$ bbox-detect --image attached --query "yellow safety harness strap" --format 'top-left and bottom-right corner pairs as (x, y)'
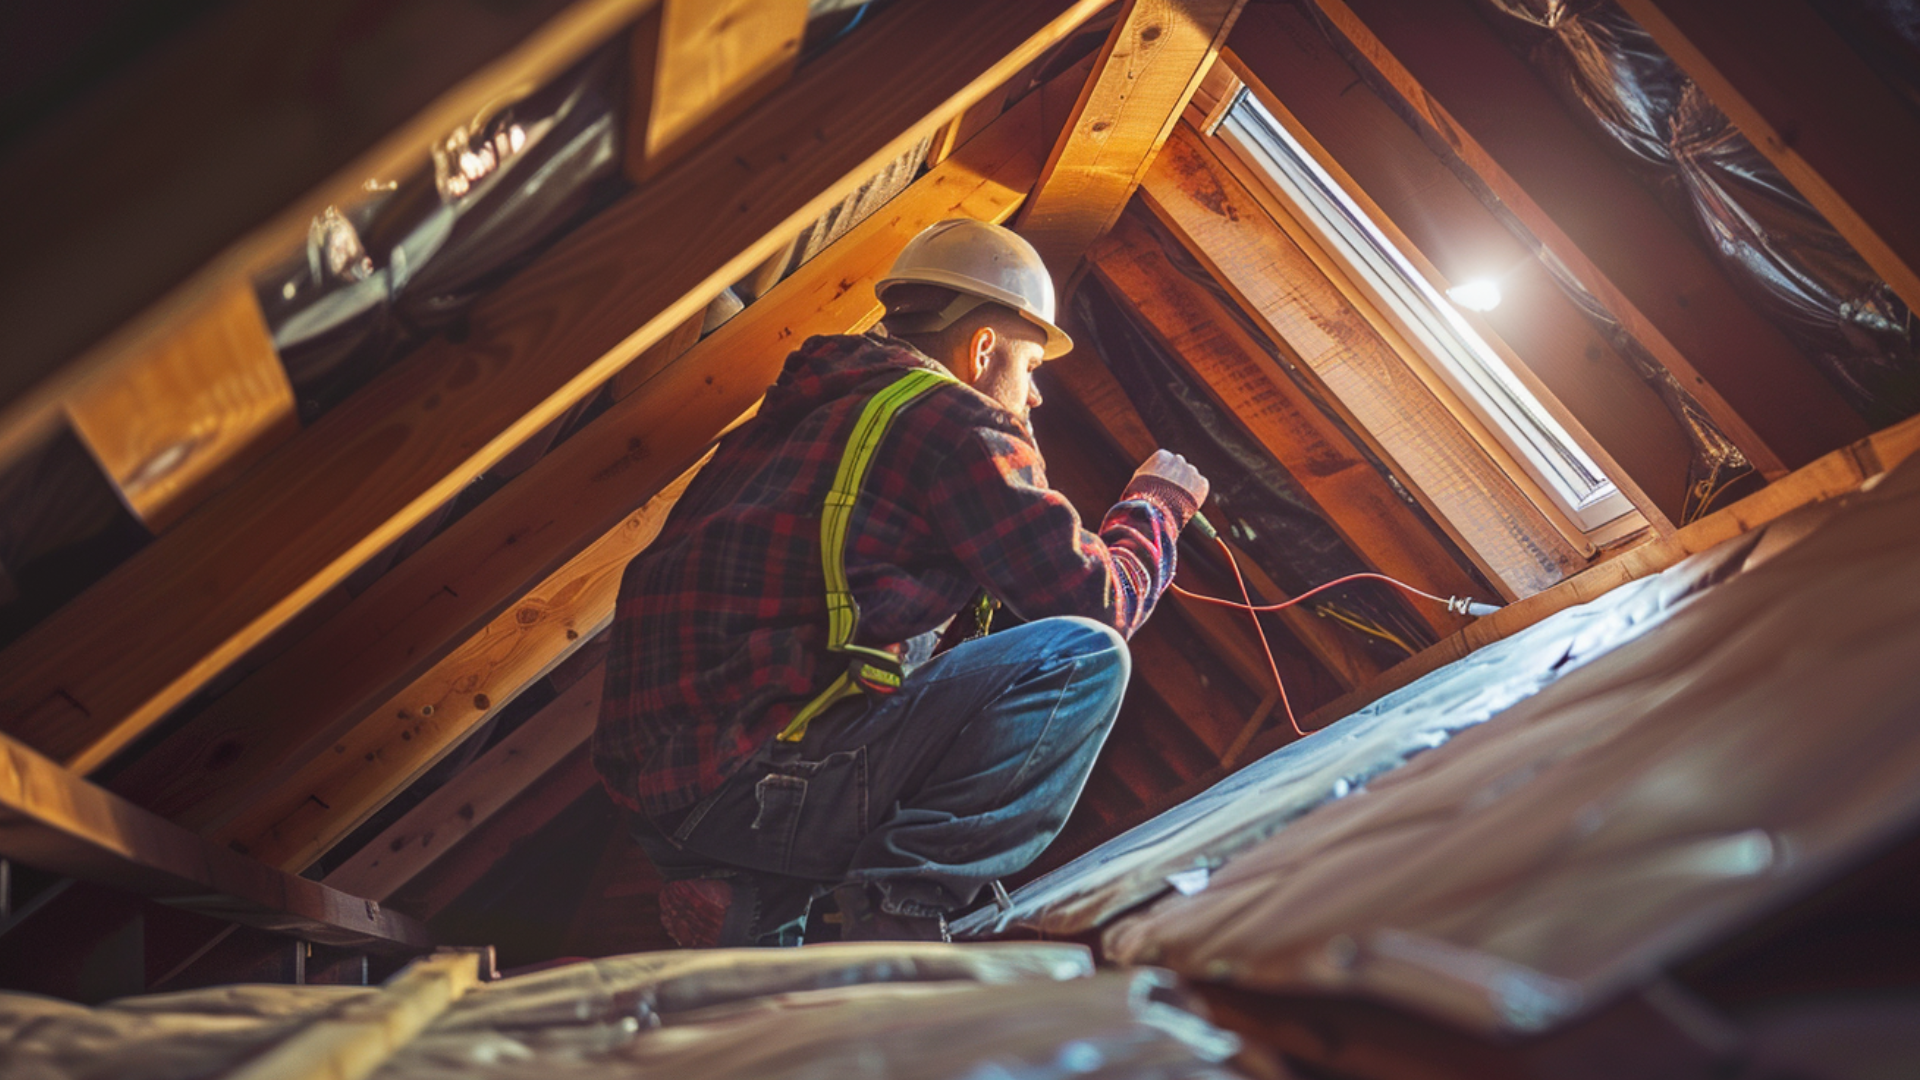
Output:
(780, 368), (955, 742)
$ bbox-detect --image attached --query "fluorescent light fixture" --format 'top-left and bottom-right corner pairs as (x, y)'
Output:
(1446, 279), (1503, 313)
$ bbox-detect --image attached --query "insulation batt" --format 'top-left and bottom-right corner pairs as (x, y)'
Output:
(0, 943), (1253, 1080)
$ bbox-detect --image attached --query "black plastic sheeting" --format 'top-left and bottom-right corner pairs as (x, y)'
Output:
(1480, 0), (1920, 430)
(254, 40), (630, 423)
(1072, 227), (1498, 662)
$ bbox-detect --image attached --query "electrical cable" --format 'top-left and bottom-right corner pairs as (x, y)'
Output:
(1176, 511), (1500, 737)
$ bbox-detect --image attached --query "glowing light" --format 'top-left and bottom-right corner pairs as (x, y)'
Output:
(508, 124), (526, 153)
(1446, 278), (1503, 312)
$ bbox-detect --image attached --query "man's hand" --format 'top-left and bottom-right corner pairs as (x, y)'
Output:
(1132, 449), (1210, 507)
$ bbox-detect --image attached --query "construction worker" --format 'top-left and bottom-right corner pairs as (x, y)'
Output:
(592, 219), (1209, 946)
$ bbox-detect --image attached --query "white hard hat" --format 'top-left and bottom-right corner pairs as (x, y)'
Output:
(876, 219), (1073, 359)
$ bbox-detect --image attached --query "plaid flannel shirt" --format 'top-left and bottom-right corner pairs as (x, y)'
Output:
(593, 333), (1195, 817)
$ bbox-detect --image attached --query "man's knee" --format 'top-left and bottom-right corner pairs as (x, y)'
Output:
(1043, 616), (1130, 682)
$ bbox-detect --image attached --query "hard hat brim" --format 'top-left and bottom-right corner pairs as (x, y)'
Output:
(877, 268), (1075, 359)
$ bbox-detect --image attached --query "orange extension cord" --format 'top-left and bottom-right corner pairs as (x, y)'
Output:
(1172, 531), (1476, 739)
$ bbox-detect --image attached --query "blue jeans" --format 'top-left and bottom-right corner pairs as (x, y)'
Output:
(632, 616), (1129, 924)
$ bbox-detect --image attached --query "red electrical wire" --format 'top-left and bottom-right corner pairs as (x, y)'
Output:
(1174, 535), (1457, 738)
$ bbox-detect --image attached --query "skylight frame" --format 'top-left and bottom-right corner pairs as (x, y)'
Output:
(1213, 89), (1636, 533)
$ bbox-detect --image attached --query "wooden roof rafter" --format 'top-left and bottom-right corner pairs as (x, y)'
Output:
(0, 0), (1114, 777)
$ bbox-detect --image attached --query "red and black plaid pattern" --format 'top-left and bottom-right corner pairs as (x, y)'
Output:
(593, 334), (1195, 817)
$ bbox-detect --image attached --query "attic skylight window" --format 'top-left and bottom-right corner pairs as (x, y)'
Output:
(1214, 90), (1633, 533)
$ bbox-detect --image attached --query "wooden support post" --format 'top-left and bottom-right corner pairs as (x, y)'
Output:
(1089, 210), (1476, 639)
(625, 0), (811, 181)
(0, 730), (430, 951)
(323, 662), (606, 902)
(1142, 124), (1584, 597)
(1224, 5), (1694, 527)
(1019, 0), (1249, 277)
(64, 284), (297, 532)
(225, 950), (488, 1080)
(0, 0), (1110, 774)
(1307, 0), (1866, 473)
(1614, 0), (1920, 319)
(107, 75), (1056, 836)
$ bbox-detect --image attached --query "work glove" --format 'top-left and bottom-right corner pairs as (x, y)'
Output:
(1131, 449), (1210, 508)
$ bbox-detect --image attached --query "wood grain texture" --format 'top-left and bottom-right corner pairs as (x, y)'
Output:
(626, 0), (810, 181)
(1615, 0), (1920, 317)
(212, 466), (699, 871)
(0, 731), (428, 951)
(1226, 5), (1691, 527)
(1019, 0), (1248, 276)
(1143, 124), (1583, 597)
(1091, 210), (1476, 638)
(65, 283), (297, 531)
(0, 0), (1106, 774)
(322, 662), (605, 901)
(1311, 0), (1867, 473)
(107, 73), (1052, 836)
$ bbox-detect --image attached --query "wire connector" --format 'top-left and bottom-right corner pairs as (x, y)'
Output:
(1446, 595), (1502, 618)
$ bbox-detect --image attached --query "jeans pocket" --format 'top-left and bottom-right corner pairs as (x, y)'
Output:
(754, 745), (868, 878)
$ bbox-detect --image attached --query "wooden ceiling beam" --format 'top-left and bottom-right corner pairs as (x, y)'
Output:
(1018, 0), (1248, 277)
(1090, 209), (1476, 640)
(321, 661), (607, 902)
(208, 466), (702, 871)
(0, 730), (429, 952)
(0, 0), (668, 473)
(110, 75), (1054, 844)
(0, 0), (1110, 774)
(1614, 0), (1920, 319)
(1307, 0), (1866, 474)
(1225, 5), (1692, 528)
(626, 0), (811, 181)
(63, 284), (298, 532)
(1142, 123), (1584, 597)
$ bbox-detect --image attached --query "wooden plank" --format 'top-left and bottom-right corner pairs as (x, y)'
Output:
(1019, 0), (1248, 276)
(609, 309), (704, 401)
(1043, 349), (1386, 689)
(1615, 0), (1920, 317)
(323, 663), (605, 901)
(211, 466), (698, 871)
(1090, 210), (1476, 639)
(0, 730), (429, 951)
(0, 0), (666, 475)
(390, 747), (603, 922)
(1224, 6), (1693, 527)
(626, 0), (811, 181)
(107, 77), (1054, 832)
(0, 0), (1109, 774)
(1308, 0), (1867, 473)
(226, 951), (487, 1080)
(1142, 123), (1584, 597)
(64, 283), (297, 531)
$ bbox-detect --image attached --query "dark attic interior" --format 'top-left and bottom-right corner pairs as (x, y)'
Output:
(2, 0), (1919, 1076)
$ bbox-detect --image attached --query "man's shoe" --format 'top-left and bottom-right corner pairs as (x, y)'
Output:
(659, 875), (811, 948)
(831, 882), (950, 943)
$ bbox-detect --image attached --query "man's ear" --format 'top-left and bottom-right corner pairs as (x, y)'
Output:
(967, 325), (997, 382)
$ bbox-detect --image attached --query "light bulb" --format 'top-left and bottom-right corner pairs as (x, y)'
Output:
(1447, 279), (1503, 312)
